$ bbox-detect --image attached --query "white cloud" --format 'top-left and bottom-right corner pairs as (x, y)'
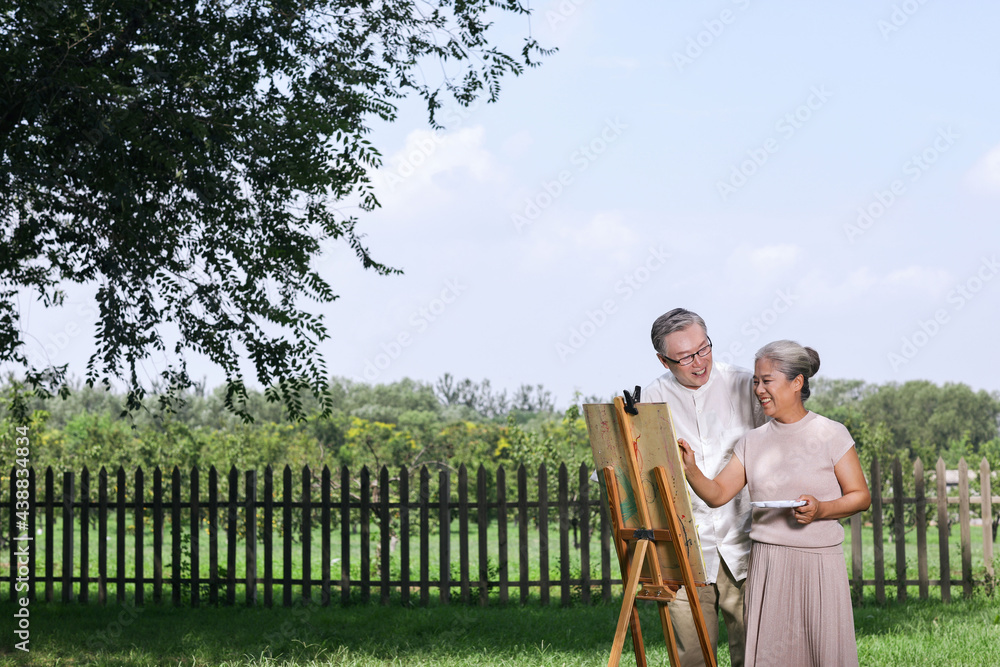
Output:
(965, 143), (1000, 194)
(371, 126), (502, 209)
(726, 243), (802, 284)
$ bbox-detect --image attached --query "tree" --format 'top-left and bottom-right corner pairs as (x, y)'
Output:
(1, 0), (549, 421)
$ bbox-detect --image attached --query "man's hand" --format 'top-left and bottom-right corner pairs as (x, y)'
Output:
(677, 438), (696, 474)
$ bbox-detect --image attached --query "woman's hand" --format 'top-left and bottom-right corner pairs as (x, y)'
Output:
(794, 494), (821, 524)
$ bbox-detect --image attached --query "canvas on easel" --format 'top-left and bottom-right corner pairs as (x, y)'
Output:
(585, 396), (714, 667)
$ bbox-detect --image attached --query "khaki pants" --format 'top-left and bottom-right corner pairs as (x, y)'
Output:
(667, 558), (745, 667)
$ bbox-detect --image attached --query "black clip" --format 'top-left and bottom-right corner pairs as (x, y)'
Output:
(633, 528), (654, 541)
(622, 385), (641, 415)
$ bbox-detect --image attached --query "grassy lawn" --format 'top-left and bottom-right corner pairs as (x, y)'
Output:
(1, 592), (999, 666)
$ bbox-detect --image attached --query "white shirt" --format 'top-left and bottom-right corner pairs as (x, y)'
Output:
(643, 361), (764, 583)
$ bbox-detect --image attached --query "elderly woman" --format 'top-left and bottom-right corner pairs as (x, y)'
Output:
(678, 340), (871, 667)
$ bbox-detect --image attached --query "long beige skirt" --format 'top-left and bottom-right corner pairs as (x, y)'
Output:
(743, 541), (859, 667)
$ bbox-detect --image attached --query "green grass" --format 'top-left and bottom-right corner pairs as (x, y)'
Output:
(1, 592), (998, 666)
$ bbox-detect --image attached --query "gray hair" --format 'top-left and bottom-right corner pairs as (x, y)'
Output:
(754, 340), (821, 401)
(650, 308), (708, 356)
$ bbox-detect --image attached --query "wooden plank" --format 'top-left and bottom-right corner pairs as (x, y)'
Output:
(850, 513), (862, 605)
(871, 457), (884, 604)
(246, 470), (257, 607)
(892, 458), (906, 601)
(226, 466), (237, 606)
(420, 466), (430, 606)
(134, 468), (143, 606)
(266, 466), (276, 607)
(155, 467), (165, 602)
(497, 466), (509, 605)
(322, 465), (331, 607)
(340, 466), (350, 605)
(283, 465), (293, 607)
(28, 467), (37, 602)
(914, 458), (928, 600)
(118, 467), (126, 603)
(439, 467), (451, 604)
(935, 457), (950, 603)
(360, 466), (371, 605)
(191, 467), (200, 608)
(477, 464), (489, 607)
(584, 402), (707, 584)
(62, 471), (73, 602)
(45, 467), (54, 602)
(599, 497), (612, 603)
(99, 467), (108, 605)
(981, 458), (995, 589)
(559, 463), (570, 607)
(400, 465), (410, 607)
(380, 465), (390, 605)
(538, 464), (550, 606)
(458, 464), (470, 604)
(208, 466), (218, 606)
(302, 465), (312, 602)
(958, 458), (972, 598)
(80, 468), (89, 604)
(174, 467), (183, 606)
(518, 464), (529, 605)
(578, 463), (591, 606)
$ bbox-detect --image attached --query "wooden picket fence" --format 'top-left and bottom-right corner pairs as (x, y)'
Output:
(2, 456), (996, 607)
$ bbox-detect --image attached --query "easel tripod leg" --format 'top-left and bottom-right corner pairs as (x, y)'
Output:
(608, 539), (649, 667)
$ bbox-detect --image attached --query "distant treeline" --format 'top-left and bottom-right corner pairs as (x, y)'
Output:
(2, 374), (998, 479)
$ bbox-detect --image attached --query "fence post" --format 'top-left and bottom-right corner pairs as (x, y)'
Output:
(226, 466), (237, 606)
(283, 465), (293, 607)
(477, 464), (489, 607)
(914, 458), (928, 600)
(518, 464), (529, 605)
(302, 465), (312, 603)
(191, 467), (200, 608)
(400, 465), (410, 607)
(871, 457), (885, 604)
(850, 513), (862, 605)
(118, 467), (127, 604)
(458, 464), (469, 604)
(579, 463), (591, 606)
(559, 463), (570, 608)
(263, 466), (274, 607)
(959, 458), (972, 598)
(892, 458), (906, 601)
(981, 458), (995, 595)
(322, 465), (331, 607)
(497, 466), (509, 605)
(175, 467), (184, 606)
(420, 466), (430, 606)
(935, 457), (950, 603)
(340, 465), (350, 605)
(80, 467), (90, 604)
(246, 470), (257, 607)
(134, 467), (143, 606)
(99, 467), (108, 605)
(439, 467), (451, 604)
(208, 466), (218, 606)
(62, 471), (73, 603)
(380, 465), (390, 605)
(539, 464), (550, 606)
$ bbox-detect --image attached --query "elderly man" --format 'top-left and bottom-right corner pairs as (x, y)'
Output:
(643, 308), (764, 667)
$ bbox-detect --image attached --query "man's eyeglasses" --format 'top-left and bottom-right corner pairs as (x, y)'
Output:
(661, 338), (712, 366)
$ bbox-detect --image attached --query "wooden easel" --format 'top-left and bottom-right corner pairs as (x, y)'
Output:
(585, 396), (716, 667)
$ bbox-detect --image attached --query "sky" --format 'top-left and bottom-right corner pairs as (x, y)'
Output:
(14, 1), (1000, 411)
